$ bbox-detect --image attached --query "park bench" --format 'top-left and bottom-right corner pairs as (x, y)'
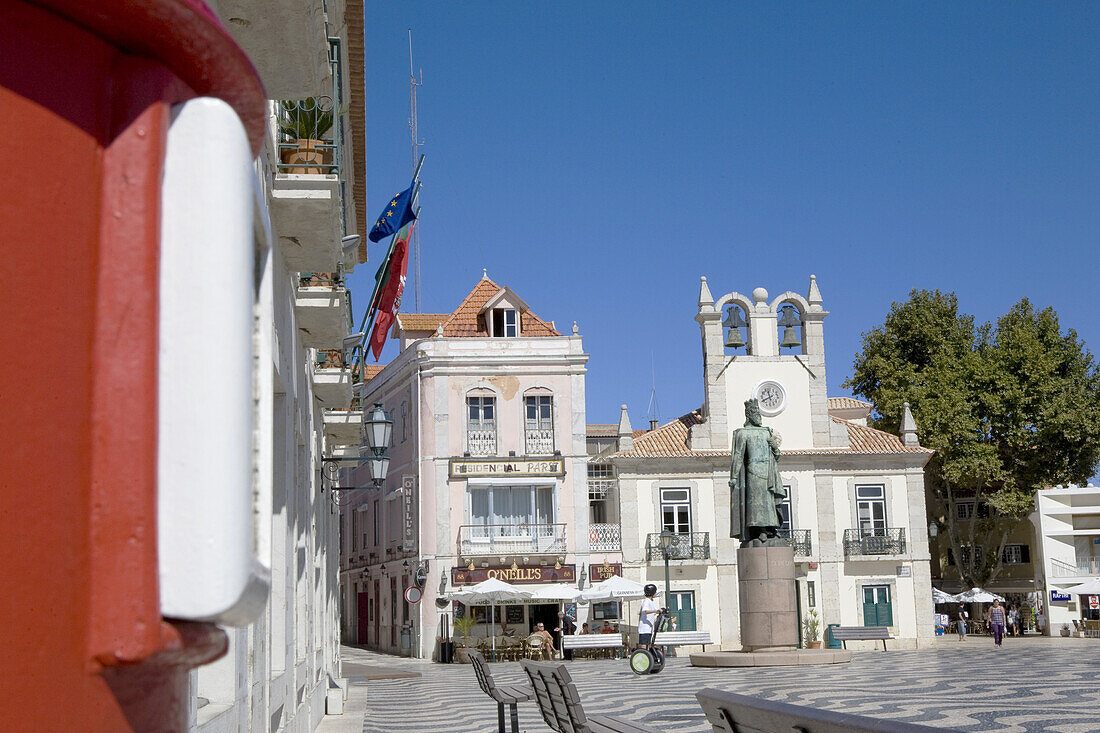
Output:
(829, 626), (893, 651)
(468, 649), (533, 733)
(654, 630), (713, 651)
(520, 660), (661, 733)
(561, 633), (626, 658)
(696, 688), (944, 733)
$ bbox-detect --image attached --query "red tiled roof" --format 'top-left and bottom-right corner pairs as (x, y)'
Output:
(352, 363), (385, 382)
(587, 424), (619, 437)
(437, 277), (560, 338)
(395, 313), (448, 333)
(610, 409), (931, 459)
(827, 397), (873, 410)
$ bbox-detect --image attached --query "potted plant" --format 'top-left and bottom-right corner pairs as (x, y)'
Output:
(1060, 623), (1071, 637)
(804, 609), (822, 649)
(452, 613), (479, 664)
(278, 98), (334, 174)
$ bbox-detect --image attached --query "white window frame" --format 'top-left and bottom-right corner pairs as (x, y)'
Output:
(1003, 544), (1026, 564)
(466, 394), (497, 455)
(659, 487), (692, 535)
(955, 501), (975, 520)
(524, 394), (554, 454)
(491, 308), (519, 337)
(855, 484), (887, 535)
(777, 484), (792, 531)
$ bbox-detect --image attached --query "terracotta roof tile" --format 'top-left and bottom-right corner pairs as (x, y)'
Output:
(352, 363), (385, 382)
(827, 396), (873, 410)
(587, 424), (619, 437)
(437, 277), (560, 338)
(395, 313), (448, 333)
(610, 409), (931, 459)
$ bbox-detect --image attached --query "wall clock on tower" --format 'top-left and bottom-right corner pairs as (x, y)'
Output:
(753, 380), (787, 416)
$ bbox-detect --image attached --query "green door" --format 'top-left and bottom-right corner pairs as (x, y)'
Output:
(669, 591), (697, 631)
(862, 585), (893, 626)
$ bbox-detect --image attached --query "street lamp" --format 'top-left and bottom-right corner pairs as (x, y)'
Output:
(659, 530), (675, 609)
(364, 402), (393, 486)
(578, 564), (587, 591)
(928, 521), (939, 540)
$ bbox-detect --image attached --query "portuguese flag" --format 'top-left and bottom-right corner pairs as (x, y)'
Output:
(367, 222), (412, 360)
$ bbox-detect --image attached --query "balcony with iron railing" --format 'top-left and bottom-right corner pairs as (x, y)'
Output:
(1051, 557), (1100, 577)
(776, 529), (813, 557)
(458, 524), (567, 557)
(843, 528), (906, 557)
(271, 38), (348, 273)
(466, 427), (496, 457)
(525, 429), (555, 455)
(312, 348), (352, 407)
(645, 532), (710, 562)
(589, 523), (622, 552)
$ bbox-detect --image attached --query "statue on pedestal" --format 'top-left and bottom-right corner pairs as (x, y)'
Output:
(729, 398), (786, 547)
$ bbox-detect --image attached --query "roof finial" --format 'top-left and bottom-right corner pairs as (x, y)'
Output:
(900, 401), (920, 447)
(808, 274), (823, 308)
(572, 321), (579, 335)
(482, 268), (488, 280)
(698, 276), (714, 310)
(617, 404), (634, 451)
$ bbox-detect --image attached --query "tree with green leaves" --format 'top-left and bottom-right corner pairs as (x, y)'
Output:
(845, 290), (1100, 588)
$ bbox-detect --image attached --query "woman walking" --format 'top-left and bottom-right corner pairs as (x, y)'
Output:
(989, 599), (1007, 647)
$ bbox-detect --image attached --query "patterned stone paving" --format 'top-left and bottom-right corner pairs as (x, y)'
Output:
(344, 637), (1100, 732)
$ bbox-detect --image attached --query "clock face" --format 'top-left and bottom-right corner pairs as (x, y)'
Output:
(754, 380), (786, 416)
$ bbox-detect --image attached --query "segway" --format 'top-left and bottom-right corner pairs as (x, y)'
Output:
(629, 609), (669, 675)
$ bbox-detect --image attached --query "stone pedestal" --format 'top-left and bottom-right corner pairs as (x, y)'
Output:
(737, 545), (797, 651)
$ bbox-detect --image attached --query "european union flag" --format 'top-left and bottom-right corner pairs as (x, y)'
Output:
(368, 181), (418, 242)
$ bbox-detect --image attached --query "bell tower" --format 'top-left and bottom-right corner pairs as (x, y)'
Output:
(695, 276), (832, 451)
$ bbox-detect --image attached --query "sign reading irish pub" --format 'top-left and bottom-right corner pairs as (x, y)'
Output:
(449, 458), (565, 479)
(589, 563), (623, 581)
(452, 564), (576, 585)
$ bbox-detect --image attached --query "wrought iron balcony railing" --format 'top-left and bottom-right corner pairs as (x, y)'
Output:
(776, 529), (812, 557)
(458, 523), (567, 556)
(525, 429), (555, 455)
(645, 532), (710, 562)
(299, 272), (343, 288)
(276, 40), (344, 177)
(589, 523), (621, 552)
(466, 427), (496, 456)
(843, 528), (906, 556)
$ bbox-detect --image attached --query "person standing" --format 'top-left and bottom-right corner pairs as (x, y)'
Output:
(989, 599), (1007, 647)
(1007, 605), (1019, 637)
(957, 606), (968, 641)
(554, 610), (576, 660)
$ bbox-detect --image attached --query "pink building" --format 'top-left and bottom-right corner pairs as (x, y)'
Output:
(340, 274), (620, 659)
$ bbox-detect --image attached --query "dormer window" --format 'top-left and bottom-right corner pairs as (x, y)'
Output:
(491, 308), (519, 337)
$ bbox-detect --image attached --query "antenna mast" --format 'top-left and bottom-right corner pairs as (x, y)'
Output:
(647, 352), (661, 429)
(408, 29), (424, 311)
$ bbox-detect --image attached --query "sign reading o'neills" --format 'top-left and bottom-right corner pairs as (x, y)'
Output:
(452, 565), (576, 585)
(449, 458), (565, 479)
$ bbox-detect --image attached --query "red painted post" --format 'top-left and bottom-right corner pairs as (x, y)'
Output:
(0, 2), (264, 729)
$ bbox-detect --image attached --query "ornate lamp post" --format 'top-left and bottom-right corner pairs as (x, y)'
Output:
(659, 530), (675, 609)
(363, 402), (394, 487)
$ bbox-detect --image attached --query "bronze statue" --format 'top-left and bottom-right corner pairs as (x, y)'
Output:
(729, 398), (786, 547)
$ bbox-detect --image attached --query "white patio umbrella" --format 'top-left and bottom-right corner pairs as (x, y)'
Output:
(954, 587), (1005, 603)
(579, 575), (647, 602)
(448, 578), (533, 659)
(527, 583), (582, 601)
(1063, 577), (1100, 596)
(932, 587), (959, 604)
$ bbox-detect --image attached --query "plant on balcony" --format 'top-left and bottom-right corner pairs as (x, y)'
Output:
(803, 609), (821, 649)
(278, 98), (334, 174)
(452, 613), (479, 664)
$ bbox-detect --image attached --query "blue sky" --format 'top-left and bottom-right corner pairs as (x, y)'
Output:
(350, 2), (1099, 474)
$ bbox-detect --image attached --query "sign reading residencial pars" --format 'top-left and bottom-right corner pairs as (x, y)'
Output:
(449, 458), (565, 478)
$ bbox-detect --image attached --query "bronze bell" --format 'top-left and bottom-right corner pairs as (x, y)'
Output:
(724, 327), (746, 349)
(722, 307), (747, 329)
(777, 305), (801, 328)
(780, 325), (801, 349)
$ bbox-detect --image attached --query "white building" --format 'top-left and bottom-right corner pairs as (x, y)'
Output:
(338, 274), (618, 659)
(607, 277), (938, 650)
(1031, 483), (1100, 632)
(183, 1), (366, 729)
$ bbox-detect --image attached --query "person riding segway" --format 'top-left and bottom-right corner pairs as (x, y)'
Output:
(629, 584), (669, 675)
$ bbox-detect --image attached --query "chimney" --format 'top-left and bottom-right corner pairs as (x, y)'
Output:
(649, 419), (659, 431)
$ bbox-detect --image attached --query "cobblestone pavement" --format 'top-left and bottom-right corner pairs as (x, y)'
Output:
(343, 637), (1100, 732)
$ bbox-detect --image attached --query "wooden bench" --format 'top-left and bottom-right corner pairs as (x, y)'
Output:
(830, 626), (893, 651)
(697, 688), (944, 733)
(654, 630), (713, 650)
(468, 649), (533, 733)
(561, 633), (625, 658)
(520, 660), (661, 733)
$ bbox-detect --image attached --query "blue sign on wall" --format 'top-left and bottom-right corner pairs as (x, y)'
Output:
(1051, 591), (1071, 602)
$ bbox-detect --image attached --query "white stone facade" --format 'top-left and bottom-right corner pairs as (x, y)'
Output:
(185, 1), (361, 729)
(609, 277), (938, 651)
(1030, 484), (1100, 633)
(340, 276), (613, 659)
